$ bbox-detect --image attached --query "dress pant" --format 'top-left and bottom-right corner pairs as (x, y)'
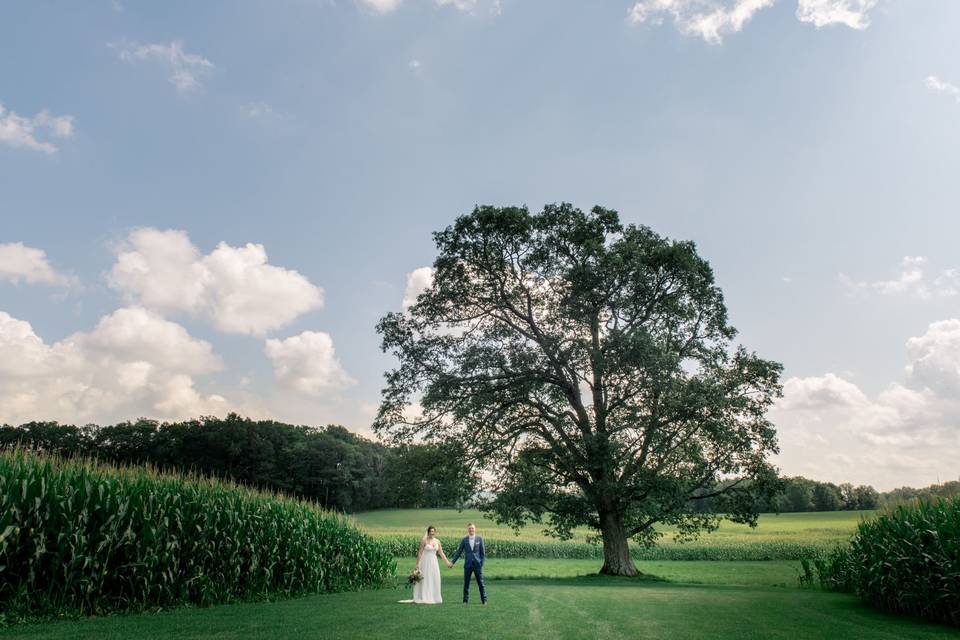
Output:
(462, 564), (487, 603)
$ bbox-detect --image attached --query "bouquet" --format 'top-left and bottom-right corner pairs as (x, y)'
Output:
(407, 568), (423, 585)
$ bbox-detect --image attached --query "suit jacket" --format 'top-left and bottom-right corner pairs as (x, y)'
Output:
(451, 535), (485, 570)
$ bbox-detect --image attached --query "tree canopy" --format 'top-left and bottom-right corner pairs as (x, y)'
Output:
(376, 203), (783, 575)
(0, 415), (476, 512)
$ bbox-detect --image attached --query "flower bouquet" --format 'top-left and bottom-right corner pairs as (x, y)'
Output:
(407, 568), (423, 586)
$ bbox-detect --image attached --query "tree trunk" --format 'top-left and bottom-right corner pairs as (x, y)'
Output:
(598, 509), (640, 576)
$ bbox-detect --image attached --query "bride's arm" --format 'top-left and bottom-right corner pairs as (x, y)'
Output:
(437, 540), (453, 567)
(416, 539), (426, 570)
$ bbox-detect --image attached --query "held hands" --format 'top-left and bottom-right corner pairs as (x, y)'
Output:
(446, 561), (453, 568)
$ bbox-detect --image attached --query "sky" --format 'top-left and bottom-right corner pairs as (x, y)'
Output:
(1, 0), (959, 490)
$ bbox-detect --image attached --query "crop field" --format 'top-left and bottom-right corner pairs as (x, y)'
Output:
(352, 508), (869, 546)
(352, 508), (870, 560)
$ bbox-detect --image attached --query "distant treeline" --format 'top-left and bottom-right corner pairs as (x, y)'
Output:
(0, 414), (477, 513)
(2, 416), (954, 515)
(694, 475), (960, 514)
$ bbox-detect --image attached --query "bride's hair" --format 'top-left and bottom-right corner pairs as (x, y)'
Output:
(421, 525), (436, 543)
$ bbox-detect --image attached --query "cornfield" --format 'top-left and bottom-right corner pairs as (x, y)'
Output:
(805, 497), (960, 626)
(378, 535), (828, 561)
(0, 450), (395, 618)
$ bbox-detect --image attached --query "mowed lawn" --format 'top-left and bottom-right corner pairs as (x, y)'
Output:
(4, 566), (955, 640)
(352, 508), (871, 547)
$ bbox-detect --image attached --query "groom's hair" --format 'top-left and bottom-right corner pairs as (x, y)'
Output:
(467, 523), (476, 527)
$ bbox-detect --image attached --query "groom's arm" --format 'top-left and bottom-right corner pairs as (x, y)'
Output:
(478, 537), (485, 566)
(450, 539), (463, 565)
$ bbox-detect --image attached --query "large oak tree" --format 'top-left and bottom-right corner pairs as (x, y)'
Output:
(375, 204), (782, 575)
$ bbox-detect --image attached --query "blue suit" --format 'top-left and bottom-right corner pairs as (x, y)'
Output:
(450, 535), (487, 603)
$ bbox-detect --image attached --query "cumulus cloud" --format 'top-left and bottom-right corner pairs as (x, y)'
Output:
(0, 308), (227, 425)
(926, 75), (960, 104)
(905, 320), (960, 395)
(402, 266), (435, 310)
(627, 0), (775, 44)
(0, 242), (76, 287)
(796, 0), (878, 29)
(107, 228), (323, 336)
(264, 331), (356, 395)
(779, 373), (868, 410)
(771, 319), (960, 489)
(0, 102), (74, 154)
(840, 256), (959, 300)
(111, 39), (214, 92)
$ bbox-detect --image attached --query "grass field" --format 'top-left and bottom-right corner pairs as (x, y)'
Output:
(4, 569), (955, 640)
(353, 508), (870, 547)
(394, 558), (802, 586)
(6, 509), (950, 639)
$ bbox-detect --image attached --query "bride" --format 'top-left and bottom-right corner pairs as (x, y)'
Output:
(403, 526), (452, 604)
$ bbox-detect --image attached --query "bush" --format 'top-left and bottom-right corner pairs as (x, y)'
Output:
(377, 535), (828, 561)
(0, 450), (395, 619)
(806, 498), (960, 626)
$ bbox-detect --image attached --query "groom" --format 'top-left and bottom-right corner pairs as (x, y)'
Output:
(449, 523), (487, 605)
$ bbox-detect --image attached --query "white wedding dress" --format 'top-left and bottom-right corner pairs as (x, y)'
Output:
(402, 541), (443, 604)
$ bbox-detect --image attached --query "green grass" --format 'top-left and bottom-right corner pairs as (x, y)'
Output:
(352, 508), (869, 547)
(353, 508), (870, 560)
(393, 558), (802, 586)
(4, 570), (955, 640)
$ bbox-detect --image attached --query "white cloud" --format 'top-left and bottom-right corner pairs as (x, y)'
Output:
(0, 308), (227, 425)
(926, 75), (960, 104)
(402, 266), (434, 310)
(0, 102), (74, 154)
(409, 59), (423, 70)
(242, 102), (275, 118)
(840, 256), (959, 299)
(627, 0), (775, 44)
(629, 0), (881, 42)
(359, 0), (501, 15)
(0, 242), (76, 287)
(111, 39), (215, 92)
(358, 0), (403, 14)
(435, 0), (503, 15)
(264, 331), (356, 395)
(796, 0), (879, 29)
(779, 372), (869, 410)
(241, 102), (289, 121)
(107, 228), (323, 336)
(904, 319), (960, 394)
(771, 319), (960, 489)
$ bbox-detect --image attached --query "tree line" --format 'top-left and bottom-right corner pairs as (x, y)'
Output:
(0, 414), (477, 513)
(693, 475), (960, 513)
(2, 415), (952, 514)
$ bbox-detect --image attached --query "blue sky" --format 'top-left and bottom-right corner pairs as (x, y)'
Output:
(1, 0), (959, 489)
